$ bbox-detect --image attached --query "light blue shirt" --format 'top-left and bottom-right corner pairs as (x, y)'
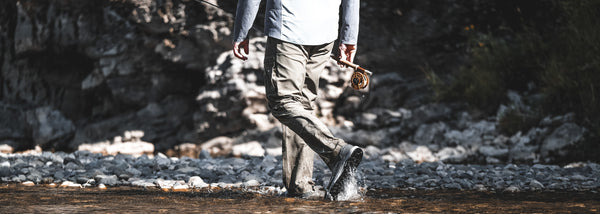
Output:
(233, 0), (360, 46)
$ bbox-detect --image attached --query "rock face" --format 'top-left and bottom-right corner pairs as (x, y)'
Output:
(1, 0), (234, 152)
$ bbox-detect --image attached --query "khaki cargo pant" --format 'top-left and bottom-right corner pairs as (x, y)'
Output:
(263, 37), (347, 195)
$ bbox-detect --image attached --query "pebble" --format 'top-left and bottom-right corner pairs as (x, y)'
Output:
(0, 152), (597, 195)
(172, 183), (189, 192)
(60, 181), (82, 188)
(21, 181), (35, 187)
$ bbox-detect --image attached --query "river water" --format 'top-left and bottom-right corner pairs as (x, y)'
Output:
(1, 184), (599, 213)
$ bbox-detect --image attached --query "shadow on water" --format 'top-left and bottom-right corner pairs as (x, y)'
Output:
(1, 184), (599, 213)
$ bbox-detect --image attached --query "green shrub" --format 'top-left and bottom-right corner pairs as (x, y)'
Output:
(437, 0), (600, 123)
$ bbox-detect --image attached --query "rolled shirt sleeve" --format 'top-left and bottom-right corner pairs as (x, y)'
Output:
(339, 0), (360, 45)
(233, 0), (262, 42)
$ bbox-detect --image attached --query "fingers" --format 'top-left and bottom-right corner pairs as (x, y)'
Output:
(232, 39), (249, 60)
(343, 44), (356, 63)
(338, 44), (357, 67)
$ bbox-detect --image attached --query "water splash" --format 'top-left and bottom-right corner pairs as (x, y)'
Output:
(335, 168), (363, 201)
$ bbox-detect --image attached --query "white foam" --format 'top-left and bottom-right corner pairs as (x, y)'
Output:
(335, 169), (363, 201)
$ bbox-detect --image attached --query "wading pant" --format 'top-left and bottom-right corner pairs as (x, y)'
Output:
(264, 37), (347, 195)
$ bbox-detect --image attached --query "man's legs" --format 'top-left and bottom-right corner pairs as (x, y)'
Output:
(264, 37), (346, 194)
(282, 125), (315, 195)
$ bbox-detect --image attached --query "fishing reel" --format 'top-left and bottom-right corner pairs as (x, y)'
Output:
(350, 70), (370, 90)
(331, 54), (372, 90)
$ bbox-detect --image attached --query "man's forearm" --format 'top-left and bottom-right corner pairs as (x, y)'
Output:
(339, 0), (360, 45)
(233, 0), (262, 42)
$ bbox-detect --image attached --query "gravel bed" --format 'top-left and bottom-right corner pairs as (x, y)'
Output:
(1, 151), (599, 194)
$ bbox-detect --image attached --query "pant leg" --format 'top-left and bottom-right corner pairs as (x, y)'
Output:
(281, 125), (315, 194)
(279, 43), (332, 194)
(264, 37), (346, 169)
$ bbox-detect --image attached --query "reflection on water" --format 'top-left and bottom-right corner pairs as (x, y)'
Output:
(1, 184), (599, 213)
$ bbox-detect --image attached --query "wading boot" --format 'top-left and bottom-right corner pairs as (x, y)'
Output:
(324, 145), (363, 200)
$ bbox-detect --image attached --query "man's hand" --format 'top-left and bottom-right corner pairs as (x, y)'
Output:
(233, 39), (250, 60)
(338, 43), (357, 67)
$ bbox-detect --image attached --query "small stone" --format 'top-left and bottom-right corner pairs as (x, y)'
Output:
(63, 157), (82, 165)
(244, 179), (260, 187)
(0, 161), (9, 167)
(189, 176), (209, 188)
(95, 175), (118, 186)
(98, 183), (107, 189)
(172, 183), (189, 192)
(156, 179), (176, 191)
(22, 181), (35, 187)
(176, 167), (197, 174)
(474, 184), (487, 191)
(504, 185), (520, 193)
(60, 181), (82, 188)
(0, 166), (12, 177)
(570, 174), (587, 181)
(53, 171), (65, 180)
(198, 149), (212, 159)
(529, 179), (545, 190)
(131, 179), (157, 188)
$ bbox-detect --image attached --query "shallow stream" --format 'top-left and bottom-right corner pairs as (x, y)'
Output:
(1, 184), (598, 213)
